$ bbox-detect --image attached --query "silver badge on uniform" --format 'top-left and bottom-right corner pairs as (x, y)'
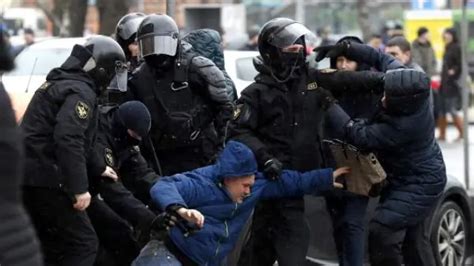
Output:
(104, 148), (114, 167)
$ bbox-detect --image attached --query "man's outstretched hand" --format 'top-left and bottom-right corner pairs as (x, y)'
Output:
(333, 167), (350, 189)
(176, 208), (205, 228)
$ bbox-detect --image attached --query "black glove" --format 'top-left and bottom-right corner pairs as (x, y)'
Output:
(150, 212), (178, 232)
(314, 41), (350, 62)
(316, 87), (337, 111)
(135, 212), (178, 246)
(263, 158), (283, 180)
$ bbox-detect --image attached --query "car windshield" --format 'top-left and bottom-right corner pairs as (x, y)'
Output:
(236, 57), (258, 81)
(8, 47), (71, 76)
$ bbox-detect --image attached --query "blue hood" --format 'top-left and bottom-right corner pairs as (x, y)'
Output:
(214, 140), (258, 180)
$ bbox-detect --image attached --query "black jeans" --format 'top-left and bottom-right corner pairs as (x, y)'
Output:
(23, 187), (98, 266)
(369, 214), (435, 266)
(325, 191), (369, 266)
(238, 198), (310, 266)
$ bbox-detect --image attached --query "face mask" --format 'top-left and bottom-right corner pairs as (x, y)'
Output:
(272, 50), (305, 82)
(145, 54), (174, 71)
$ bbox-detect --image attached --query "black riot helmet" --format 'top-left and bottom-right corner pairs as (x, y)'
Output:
(83, 35), (128, 92)
(258, 18), (314, 82)
(137, 14), (179, 58)
(115, 12), (145, 59)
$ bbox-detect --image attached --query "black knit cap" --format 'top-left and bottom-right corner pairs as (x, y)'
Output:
(116, 101), (151, 138)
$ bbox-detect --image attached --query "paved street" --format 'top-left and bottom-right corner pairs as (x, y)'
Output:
(437, 125), (474, 189)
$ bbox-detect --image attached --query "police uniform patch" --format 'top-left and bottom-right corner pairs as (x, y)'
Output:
(104, 148), (114, 167)
(38, 82), (51, 90)
(75, 101), (90, 119)
(320, 68), (337, 73)
(233, 105), (242, 120)
(307, 82), (318, 91)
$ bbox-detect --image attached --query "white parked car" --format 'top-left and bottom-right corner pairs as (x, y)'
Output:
(2, 37), (86, 121)
(223, 50), (259, 96)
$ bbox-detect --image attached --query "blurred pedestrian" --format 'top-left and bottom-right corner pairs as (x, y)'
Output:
(239, 24), (260, 51)
(385, 36), (423, 71)
(13, 28), (35, 57)
(438, 28), (463, 141)
(412, 27), (437, 77)
(318, 26), (336, 46)
(367, 34), (384, 52)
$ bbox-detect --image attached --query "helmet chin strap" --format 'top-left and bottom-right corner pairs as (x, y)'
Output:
(269, 50), (303, 83)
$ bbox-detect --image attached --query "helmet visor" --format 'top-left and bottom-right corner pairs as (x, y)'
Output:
(117, 17), (144, 40)
(107, 61), (128, 92)
(139, 35), (178, 57)
(269, 23), (313, 48)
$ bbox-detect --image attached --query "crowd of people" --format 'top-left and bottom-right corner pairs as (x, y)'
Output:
(0, 11), (457, 266)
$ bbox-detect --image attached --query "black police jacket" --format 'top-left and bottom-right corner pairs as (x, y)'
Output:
(229, 58), (327, 171)
(128, 44), (233, 151)
(88, 105), (159, 205)
(22, 46), (99, 195)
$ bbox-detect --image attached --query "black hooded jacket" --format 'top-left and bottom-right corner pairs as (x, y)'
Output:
(229, 57), (326, 170)
(21, 45), (100, 195)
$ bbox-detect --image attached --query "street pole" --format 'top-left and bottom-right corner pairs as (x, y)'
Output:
(295, 0), (304, 24)
(166, 0), (175, 18)
(461, 0), (470, 189)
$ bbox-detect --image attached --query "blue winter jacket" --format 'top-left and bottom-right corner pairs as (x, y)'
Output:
(326, 70), (447, 229)
(150, 140), (334, 265)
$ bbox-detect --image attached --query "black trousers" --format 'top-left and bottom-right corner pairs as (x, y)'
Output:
(87, 196), (140, 266)
(23, 187), (98, 266)
(238, 198), (310, 266)
(369, 214), (436, 266)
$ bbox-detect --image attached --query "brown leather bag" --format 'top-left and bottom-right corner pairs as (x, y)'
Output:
(324, 139), (387, 197)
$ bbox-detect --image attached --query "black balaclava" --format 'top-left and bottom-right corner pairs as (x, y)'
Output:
(112, 101), (151, 147)
(272, 37), (306, 82)
(145, 54), (174, 74)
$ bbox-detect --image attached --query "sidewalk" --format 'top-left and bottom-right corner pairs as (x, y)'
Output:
(437, 125), (474, 189)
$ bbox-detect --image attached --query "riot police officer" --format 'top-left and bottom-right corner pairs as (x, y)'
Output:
(128, 14), (233, 175)
(115, 12), (146, 72)
(230, 18), (325, 266)
(87, 101), (161, 265)
(22, 35), (127, 266)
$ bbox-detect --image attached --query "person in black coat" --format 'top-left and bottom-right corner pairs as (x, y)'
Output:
(0, 26), (43, 266)
(128, 14), (233, 176)
(21, 36), (128, 266)
(321, 69), (446, 266)
(231, 19), (388, 266)
(438, 28), (463, 141)
(321, 36), (384, 266)
(86, 101), (165, 265)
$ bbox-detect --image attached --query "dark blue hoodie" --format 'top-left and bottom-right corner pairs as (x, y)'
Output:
(150, 140), (334, 265)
